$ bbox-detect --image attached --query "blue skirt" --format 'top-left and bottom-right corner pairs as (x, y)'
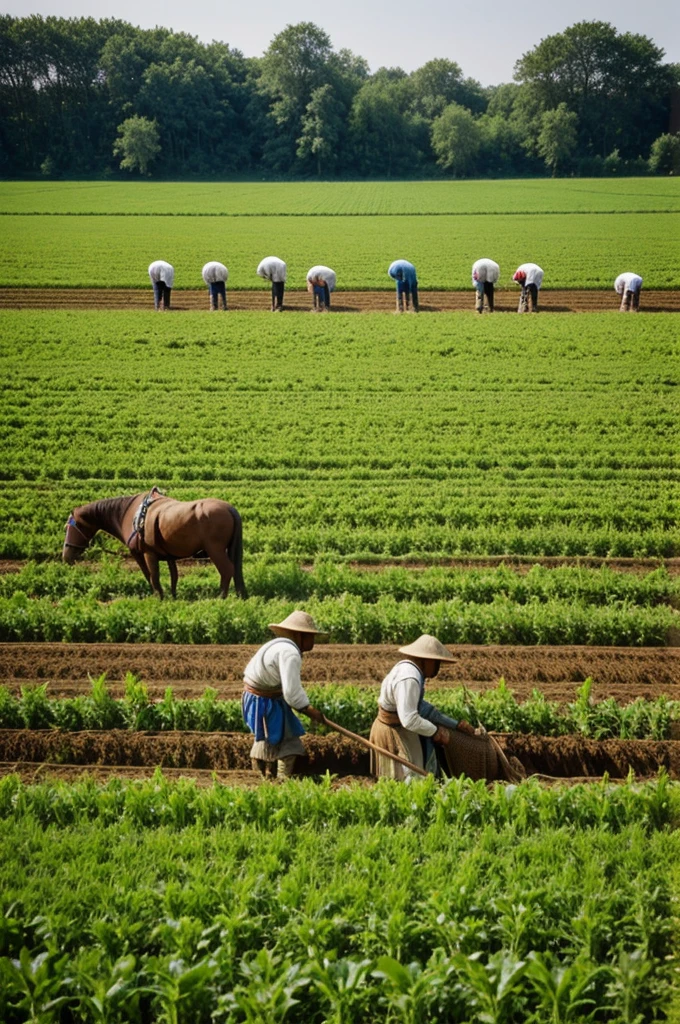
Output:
(242, 692), (306, 747)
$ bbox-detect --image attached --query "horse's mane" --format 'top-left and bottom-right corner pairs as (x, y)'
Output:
(83, 495), (137, 533)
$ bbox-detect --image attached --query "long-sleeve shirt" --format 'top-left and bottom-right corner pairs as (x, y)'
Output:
(148, 261), (175, 287)
(513, 263), (543, 288)
(202, 261), (229, 285)
(472, 258), (500, 286)
(388, 260), (418, 287)
(306, 265), (336, 291)
(614, 272), (643, 294)
(378, 660), (459, 737)
(243, 638), (310, 711)
(257, 256), (287, 283)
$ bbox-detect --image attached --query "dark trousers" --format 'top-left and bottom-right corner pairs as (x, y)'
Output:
(272, 281), (285, 309)
(518, 283), (538, 313)
(313, 283), (331, 308)
(484, 281), (494, 311)
(153, 280), (171, 310)
(397, 280), (419, 311)
(208, 281), (227, 309)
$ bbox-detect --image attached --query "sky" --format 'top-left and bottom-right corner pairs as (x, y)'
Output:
(5, 0), (680, 85)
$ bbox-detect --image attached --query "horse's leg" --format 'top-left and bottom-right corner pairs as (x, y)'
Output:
(168, 558), (178, 599)
(204, 544), (234, 598)
(144, 552), (165, 599)
(132, 552), (153, 593)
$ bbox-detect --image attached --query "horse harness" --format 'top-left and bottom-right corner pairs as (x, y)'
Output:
(127, 486), (166, 555)
(64, 516), (93, 550)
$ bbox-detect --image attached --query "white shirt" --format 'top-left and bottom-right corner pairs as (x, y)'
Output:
(472, 258), (500, 286)
(306, 265), (336, 291)
(244, 637), (310, 711)
(515, 263), (543, 288)
(148, 261), (175, 287)
(257, 256), (287, 283)
(378, 660), (437, 737)
(614, 272), (643, 294)
(202, 261), (228, 285)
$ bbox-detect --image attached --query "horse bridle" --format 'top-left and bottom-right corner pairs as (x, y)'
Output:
(64, 515), (94, 550)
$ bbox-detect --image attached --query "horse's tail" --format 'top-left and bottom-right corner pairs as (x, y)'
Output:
(227, 505), (247, 599)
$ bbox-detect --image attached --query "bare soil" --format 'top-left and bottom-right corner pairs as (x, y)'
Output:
(0, 729), (676, 783)
(2, 288), (679, 314)
(1, 643), (678, 704)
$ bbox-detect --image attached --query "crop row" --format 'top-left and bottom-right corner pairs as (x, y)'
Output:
(1, 592), (676, 645)
(1, 311), (677, 559)
(1, 677), (676, 739)
(4, 560), (677, 606)
(2, 212), (678, 289)
(2, 178), (679, 215)
(0, 771), (677, 1023)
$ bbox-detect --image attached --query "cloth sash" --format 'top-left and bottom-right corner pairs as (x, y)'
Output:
(241, 686), (305, 747)
(377, 707), (401, 727)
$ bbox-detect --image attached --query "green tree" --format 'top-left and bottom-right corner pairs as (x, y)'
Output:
(648, 132), (680, 174)
(297, 84), (344, 175)
(536, 103), (578, 175)
(113, 114), (160, 174)
(431, 101), (482, 175)
(349, 77), (424, 177)
(410, 58), (486, 119)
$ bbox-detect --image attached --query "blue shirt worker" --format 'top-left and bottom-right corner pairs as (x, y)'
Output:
(202, 261), (229, 311)
(242, 610), (326, 779)
(306, 265), (336, 311)
(148, 260), (174, 311)
(388, 259), (419, 313)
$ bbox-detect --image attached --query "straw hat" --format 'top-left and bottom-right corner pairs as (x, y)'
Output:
(269, 610), (327, 636)
(398, 634), (455, 662)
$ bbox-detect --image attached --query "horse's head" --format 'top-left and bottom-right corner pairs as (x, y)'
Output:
(62, 513), (95, 563)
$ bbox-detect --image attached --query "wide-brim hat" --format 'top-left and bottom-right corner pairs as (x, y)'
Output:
(269, 610), (328, 637)
(398, 634), (455, 662)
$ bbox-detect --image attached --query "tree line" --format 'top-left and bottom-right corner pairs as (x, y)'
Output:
(1, 15), (679, 179)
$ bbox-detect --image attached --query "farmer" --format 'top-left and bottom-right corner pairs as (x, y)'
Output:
(368, 634), (476, 781)
(202, 261), (229, 311)
(614, 272), (643, 312)
(257, 256), (288, 312)
(306, 265), (336, 311)
(242, 610), (326, 779)
(148, 260), (175, 311)
(388, 259), (419, 313)
(472, 258), (500, 314)
(513, 263), (544, 313)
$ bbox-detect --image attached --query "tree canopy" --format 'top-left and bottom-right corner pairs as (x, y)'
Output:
(0, 15), (676, 178)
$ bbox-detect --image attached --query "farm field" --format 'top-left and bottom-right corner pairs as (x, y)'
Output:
(2, 177), (679, 214)
(2, 178), (680, 1022)
(2, 211), (679, 289)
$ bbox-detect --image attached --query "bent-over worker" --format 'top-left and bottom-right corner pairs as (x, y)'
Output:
(306, 265), (336, 311)
(257, 256), (288, 312)
(148, 260), (175, 311)
(472, 258), (500, 314)
(388, 259), (419, 313)
(513, 263), (544, 313)
(202, 261), (229, 311)
(614, 272), (643, 312)
(369, 634), (475, 781)
(242, 610), (326, 779)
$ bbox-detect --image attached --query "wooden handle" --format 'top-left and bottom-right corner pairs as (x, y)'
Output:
(319, 714), (429, 778)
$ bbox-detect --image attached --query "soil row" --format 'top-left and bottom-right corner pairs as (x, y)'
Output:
(2, 288), (679, 314)
(2, 643), (678, 703)
(0, 729), (677, 782)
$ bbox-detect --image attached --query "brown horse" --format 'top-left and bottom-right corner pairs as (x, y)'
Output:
(63, 488), (246, 599)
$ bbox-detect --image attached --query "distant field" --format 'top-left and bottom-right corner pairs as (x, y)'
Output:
(1, 310), (677, 562)
(1, 178), (679, 215)
(2, 212), (678, 289)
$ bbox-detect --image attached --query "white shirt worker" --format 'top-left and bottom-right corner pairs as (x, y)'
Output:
(514, 263), (543, 288)
(471, 258), (500, 286)
(243, 637), (311, 713)
(614, 272), (643, 295)
(148, 260), (175, 287)
(257, 256), (287, 283)
(306, 265), (337, 291)
(202, 261), (229, 285)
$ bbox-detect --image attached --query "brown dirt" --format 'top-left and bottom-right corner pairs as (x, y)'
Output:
(0, 729), (676, 782)
(2, 643), (678, 703)
(1, 288), (679, 313)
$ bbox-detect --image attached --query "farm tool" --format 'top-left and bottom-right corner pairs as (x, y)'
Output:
(318, 713), (429, 777)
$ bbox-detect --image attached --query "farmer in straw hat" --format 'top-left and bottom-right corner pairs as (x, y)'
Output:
(242, 610), (326, 779)
(369, 634), (476, 781)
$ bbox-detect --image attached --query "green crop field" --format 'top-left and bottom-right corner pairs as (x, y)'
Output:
(1, 177), (679, 215)
(3, 211), (678, 289)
